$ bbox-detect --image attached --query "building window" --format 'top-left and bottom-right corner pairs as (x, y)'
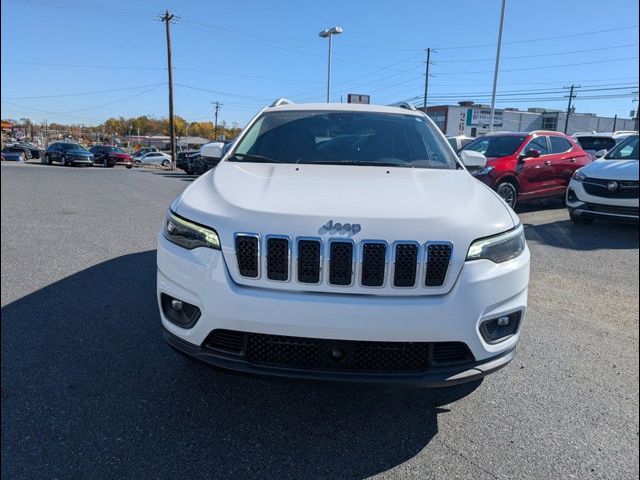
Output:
(427, 111), (446, 132)
(542, 115), (558, 131)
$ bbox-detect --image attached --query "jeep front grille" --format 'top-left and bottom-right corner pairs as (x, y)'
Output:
(235, 235), (453, 289)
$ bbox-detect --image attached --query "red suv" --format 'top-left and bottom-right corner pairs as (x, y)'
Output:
(88, 145), (133, 169)
(461, 131), (590, 208)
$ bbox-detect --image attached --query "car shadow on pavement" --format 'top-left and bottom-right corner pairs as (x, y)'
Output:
(1, 251), (481, 479)
(524, 220), (638, 251)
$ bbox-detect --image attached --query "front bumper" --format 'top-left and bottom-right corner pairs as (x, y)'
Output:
(70, 157), (93, 165)
(157, 233), (530, 385)
(163, 327), (516, 386)
(567, 179), (639, 221)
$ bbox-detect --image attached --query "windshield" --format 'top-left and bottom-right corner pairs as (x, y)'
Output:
(229, 110), (458, 169)
(576, 136), (616, 152)
(605, 135), (638, 160)
(62, 143), (87, 152)
(462, 135), (527, 158)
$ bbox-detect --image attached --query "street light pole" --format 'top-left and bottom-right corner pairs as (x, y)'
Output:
(319, 26), (343, 103)
(489, 0), (506, 133)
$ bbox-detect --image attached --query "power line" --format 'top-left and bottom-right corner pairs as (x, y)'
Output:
(174, 83), (270, 102)
(6, 0), (156, 20)
(60, 85), (164, 113)
(435, 57), (638, 76)
(2, 82), (167, 100)
(435, 25), (639, 50)
(435, 43), (639, 63)
(1, 60), (165, 71)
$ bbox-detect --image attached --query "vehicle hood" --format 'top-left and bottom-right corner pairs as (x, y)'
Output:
(580, 159), (639, 181)
(111, 152), (132, 159)
(67, 150), (93, 156)
(171, 162), (518, 296)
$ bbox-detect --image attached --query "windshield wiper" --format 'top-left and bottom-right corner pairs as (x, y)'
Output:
(228, 153), (287, 163)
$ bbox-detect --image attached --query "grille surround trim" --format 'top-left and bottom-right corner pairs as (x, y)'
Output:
(234, 233), (261, 279)
(264, 234), (292, 282)
(424, 241), (454, 288)
(233, 233), (456, 291)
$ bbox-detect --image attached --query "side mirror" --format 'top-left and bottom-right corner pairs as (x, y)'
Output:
(595, 149), (607, 158)
(520, 149), (540, 160)
(460, 150), (487, 168)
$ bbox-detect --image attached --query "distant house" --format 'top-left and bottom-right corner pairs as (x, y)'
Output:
(177, 136), (210, 149)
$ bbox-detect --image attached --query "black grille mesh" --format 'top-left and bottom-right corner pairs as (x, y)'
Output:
(393, 244), (418, 287)
(297, 240), (321, 283)
(329, 242), (353, 285)
(236, 235), (259, 278)
(361, 243), (387, 287)
(266, 237), (289, 281)
(239, 331), (473, 373)
(203, 329), (245, 354)
(425, 244), (452, 287)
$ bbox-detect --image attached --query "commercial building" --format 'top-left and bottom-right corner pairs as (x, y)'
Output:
(419, 102), (637, 137)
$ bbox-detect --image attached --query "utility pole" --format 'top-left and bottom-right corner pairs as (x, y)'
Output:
(633, 93), (639, 131)
(563, 84), (579, 134)
(423, 48), (432, 110)
(160, 10), (177, 170)
(489, 0), (507, 133)
(212, 101), (223, 141)
(612, 114), (617, 132)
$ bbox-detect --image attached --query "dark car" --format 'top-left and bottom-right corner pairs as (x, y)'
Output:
(16, 142), (42, 159)
(88, 145), (133, 168)
(461, 130), (591, 208)
(1, 146), (26, 162)
(45, 142), (94, 166)
(176, 149), (199, 173)
(6, 144), (33, 160)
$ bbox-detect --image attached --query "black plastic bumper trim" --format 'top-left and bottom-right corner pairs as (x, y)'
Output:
(163, 327), (515, 387)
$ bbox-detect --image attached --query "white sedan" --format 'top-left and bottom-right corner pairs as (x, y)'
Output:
(134, 151), (172, 167)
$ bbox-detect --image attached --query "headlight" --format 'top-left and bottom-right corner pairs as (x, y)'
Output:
(572, 169), (586, 182)
(163, 210), (220, 250)
(470, 165), (495, 177)
(467, 224), (525, 263)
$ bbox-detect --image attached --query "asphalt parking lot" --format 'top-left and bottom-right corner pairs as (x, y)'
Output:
(1, 161), (638, 479)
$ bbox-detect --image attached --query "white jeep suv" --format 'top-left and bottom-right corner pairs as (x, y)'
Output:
(157, 100), (530, 386)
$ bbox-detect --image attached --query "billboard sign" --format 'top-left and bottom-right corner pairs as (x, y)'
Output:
(347, 94), (370, 104)
(466, 108), (503, 128)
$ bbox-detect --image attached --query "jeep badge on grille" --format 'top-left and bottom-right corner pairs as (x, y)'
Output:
(320, 220), (362, 235)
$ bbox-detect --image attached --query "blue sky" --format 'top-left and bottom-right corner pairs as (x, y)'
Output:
(1, 0), (638, 127)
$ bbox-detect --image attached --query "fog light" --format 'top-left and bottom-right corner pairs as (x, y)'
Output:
(567, 188), (578, 203)
(161, 293), (200, 328)
(480, 311), (522, 344)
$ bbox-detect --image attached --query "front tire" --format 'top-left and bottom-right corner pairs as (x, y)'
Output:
(61, 155), (67, 166)
(161, 160), (170, 167)
(495, 181), (518, 209)
(46, 154), (52, 165)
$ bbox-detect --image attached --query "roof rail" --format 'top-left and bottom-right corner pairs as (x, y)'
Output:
(270, 98), (294, 107)
(388, 101), (416, 111)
